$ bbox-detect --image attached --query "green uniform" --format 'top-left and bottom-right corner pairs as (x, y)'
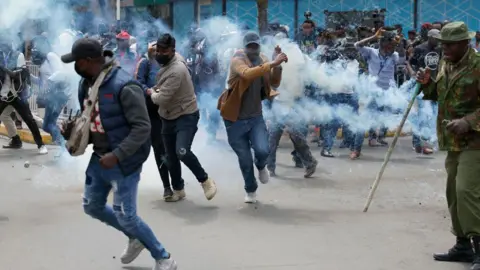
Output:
(422, 48), (480, 238)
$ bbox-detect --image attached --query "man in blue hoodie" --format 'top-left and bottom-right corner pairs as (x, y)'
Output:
(60, 38), (177, 270)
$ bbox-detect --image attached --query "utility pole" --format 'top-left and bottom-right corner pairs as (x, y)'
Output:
(257, 0), (268, 36)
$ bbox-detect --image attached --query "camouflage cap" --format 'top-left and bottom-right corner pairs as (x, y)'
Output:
(437, 21), (475, 42)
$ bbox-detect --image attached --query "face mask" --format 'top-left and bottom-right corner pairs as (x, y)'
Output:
(74, 62), (91, 79)
(245, 48), (260, 60)
(31, 50), (46, 65)
(156, 54), (173, 65)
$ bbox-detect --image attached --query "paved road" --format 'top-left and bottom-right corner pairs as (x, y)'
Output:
(0, 132), (468, 270)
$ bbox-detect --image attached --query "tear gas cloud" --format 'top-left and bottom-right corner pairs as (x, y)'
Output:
(2, 1), (437, 176)
(189, 17), (437, 144)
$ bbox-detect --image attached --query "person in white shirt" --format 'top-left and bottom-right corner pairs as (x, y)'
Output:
(354, 28), (406, 147)
(0, 37), (47, 154)
(31, 36), (72, 154)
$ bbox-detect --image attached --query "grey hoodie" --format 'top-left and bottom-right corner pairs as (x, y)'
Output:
(151, 54), (198, 120)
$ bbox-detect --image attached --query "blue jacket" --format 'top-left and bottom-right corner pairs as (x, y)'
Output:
(78, 64), (151, 176)
(135, 56), (161, 117)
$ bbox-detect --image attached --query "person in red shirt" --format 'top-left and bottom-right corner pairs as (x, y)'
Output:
(113, 31), (137, 76)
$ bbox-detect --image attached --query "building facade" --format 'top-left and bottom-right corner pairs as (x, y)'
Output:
(110, 0), (480, 35)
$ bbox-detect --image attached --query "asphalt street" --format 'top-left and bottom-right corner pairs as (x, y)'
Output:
(0, 131), (468, 270)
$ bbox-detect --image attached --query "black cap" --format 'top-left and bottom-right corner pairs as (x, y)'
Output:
(243, 31), (261, 47)
(156, 33), (176, 49)
(61, 38), (103, 63)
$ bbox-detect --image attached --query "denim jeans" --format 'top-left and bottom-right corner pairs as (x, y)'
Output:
(367, 101), (389, 140)
(411, 98), (437, 148)
(224, 116), (269, 193)
(323, 93), (359, 151)
(197, 92), (221, 138)
(161, 111), (208, 191)
(350, 130), (366, 152)
(83, 154), (169, 260)
(43, 94), (68, 146)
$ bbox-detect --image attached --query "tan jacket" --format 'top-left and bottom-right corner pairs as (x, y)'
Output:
(217, 49), (282, 122)
(151, 54), (198, 120)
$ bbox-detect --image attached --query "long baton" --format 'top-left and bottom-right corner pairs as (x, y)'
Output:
(363, 83), (421, 212)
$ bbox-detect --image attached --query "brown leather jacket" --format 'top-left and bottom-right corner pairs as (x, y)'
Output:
(217, 49), (282, 122)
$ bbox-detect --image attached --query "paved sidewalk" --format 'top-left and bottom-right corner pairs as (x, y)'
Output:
(0, 135), (461, 270)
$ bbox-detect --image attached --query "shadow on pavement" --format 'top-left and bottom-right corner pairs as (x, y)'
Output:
(356, 154), (437, 164)
(238, 202), (332, 225)
(273, 173), (336, 189)
(122, 266), (151, 270)
(152, 199), (219, 225)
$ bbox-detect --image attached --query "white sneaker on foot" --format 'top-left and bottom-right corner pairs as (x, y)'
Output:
(153, 257), (178, 270)
(38, 145), (48, 155)
(120, 239), (145, 264)
(201, 178), (217, 200)
(244, 192), (257, 203)
(258, 167), (270, 184)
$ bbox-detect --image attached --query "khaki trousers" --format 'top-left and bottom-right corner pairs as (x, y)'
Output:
(0, 106), (17, 138)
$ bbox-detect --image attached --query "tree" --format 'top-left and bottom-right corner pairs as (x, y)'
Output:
(257, 0), (268, 36)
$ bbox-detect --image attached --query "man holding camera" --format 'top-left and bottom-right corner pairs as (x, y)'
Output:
(354, 27), (406, 148)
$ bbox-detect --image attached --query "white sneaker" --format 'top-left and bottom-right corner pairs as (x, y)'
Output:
(244, 192), (257, 204)
(38, 145), (48, 155)
(201, 178), (217, 200)
(258, 167), (270, 184)
(120, 239), (145, 264)
(153, 257), (178, 270)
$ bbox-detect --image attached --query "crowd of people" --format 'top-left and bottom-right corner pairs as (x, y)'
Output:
(1, 13), (480, 270)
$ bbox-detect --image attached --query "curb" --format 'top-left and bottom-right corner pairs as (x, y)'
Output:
(337, 129), (410, 139)
(0, 124), (53, 145)
(0, 124), (409, 145)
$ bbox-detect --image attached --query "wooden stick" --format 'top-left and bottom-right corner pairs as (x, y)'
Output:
(363, 83), (421, 212)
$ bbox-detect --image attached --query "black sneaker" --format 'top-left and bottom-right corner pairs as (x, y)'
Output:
(163, 187), (174, 201)
(377, 139), (389, 146)
(304, 160), (318, 178)
(3, 135), (22, 149)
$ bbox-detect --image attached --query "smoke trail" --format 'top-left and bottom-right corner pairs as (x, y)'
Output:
(174, 16), (436, 143)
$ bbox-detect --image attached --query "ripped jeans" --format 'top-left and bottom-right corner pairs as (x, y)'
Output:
(83, 154), (169, 260)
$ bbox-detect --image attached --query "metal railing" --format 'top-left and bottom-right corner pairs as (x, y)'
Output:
(26, 63), (73, 122)
(26, 63), (40, 114)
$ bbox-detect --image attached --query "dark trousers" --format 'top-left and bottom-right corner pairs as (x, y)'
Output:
(268, 123), (316, 171)
(323, 93), (360, 151)
(0, 97), (43, 147)
(161, 111), (208, 191)
(150, 113), (172, 189)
